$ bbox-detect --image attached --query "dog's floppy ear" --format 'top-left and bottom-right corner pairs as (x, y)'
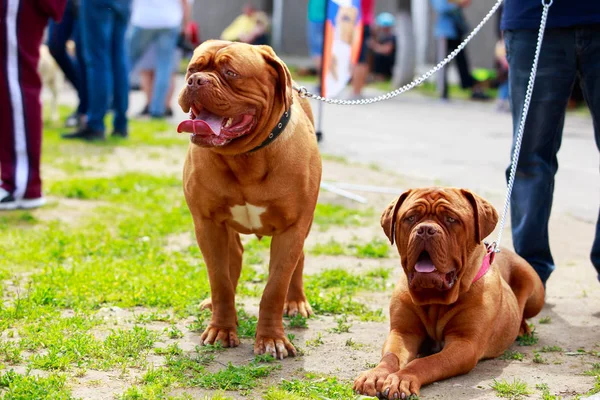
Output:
(460, 189), (499, 244)
(381, 190), (412, 245)
(257, 45), (293, 111)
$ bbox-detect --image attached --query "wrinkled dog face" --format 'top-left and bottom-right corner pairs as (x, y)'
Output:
(178, 40), (292, 149)
(381, 188), (498, 305)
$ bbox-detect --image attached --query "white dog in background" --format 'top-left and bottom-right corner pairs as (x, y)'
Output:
(38, 44), (64, 123)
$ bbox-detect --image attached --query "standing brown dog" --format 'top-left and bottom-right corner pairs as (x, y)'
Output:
(178, 40), (322, 359)
(354, 188), (545, 399)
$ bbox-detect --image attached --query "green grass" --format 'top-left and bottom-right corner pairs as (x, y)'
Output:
(538, 316), (552, 324)
(532, 351), (547, 364)
(540, 345), (563, 353)
(516, 330), (538, 346)
(304, 268), (389, 321)
(491, 379), (533, 399)
(535, 383), (560, 400)
(0, 370), (74, 399)
(265, 372), (358, 400)
(310, 237), (389, 258)
(312, 204), (374, 231)
(499, 350), (524, 361)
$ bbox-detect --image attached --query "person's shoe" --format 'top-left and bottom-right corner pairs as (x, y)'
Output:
(62, 127), (105, 141)
(471, 90), (491, 101)
(137, 105), (150, 118)
(0, 188), (45, 210)
(164, 107), (174, 118)
(65, 112), (87, 129)
(111, 129), (128, 138)
(0, 188), (17, 210)
(18, 197), (46, 209)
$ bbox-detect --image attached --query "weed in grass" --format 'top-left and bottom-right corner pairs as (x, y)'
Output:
(536, 383), (560, 400)
(353, 238), (389, 259)
(313, 204), (374, 231)
(287, 314), (308, 329)
(516, 329), (538, 346)
(541, 345), (563, 353)
(272, 372), (358, 400)
(584, 363), (600, 376)
(345, 338), (364, 350)
(499, 350), (524, 361)
(0, 341), (22, 364)
(491, 378), (532, 399)
(306, 332), (324, 347)
(586, 375), (600, 396)
(310, 238), (348, 256)
(166, 325), (184, 339)
(539, 316), (552, 324)
(237, 309), (258, 338)
(254, 354), (276, 363)
(533, 351), (547, 364)
(0, 370), (74, 399)
(330, 315), (351, 334)
(154, 343), (184, 356)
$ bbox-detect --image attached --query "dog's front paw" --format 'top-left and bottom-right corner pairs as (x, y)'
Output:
(254, 334), (296, 360)
(353, 366), (395, 398)
(200, 325), (240, 348)
(382, 371), (421, 399)
(284, 298), (313, 318)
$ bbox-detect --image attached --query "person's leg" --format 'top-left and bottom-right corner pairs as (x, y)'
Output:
(139, 70), (154, 113)
(351, 25), (370, 97)
(505, 29), (578, 285)
(449, 37), (475, 90)
(111, 5), (130, 134)
(71, 0), (113, 137)
(74, 19), (88, 119)
(148, 27), (179, 117)
(47, 5), (80, 91)
(0, 0), (48, 208)
(436, 37), (449, 99)
(577, 25), (600, 281)
(128, 27), (156, 76)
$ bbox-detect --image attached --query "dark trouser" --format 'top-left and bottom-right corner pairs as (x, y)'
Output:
(505, 26), (600, 284)
(373, 53), (395, 79)
(47, 0), (88, 115)
(80, 0), (130, 133)
(437, 36), (475, 99)
(0, 0), (50, 199)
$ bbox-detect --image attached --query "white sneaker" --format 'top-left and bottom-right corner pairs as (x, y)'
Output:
(0, 187), (46, 210)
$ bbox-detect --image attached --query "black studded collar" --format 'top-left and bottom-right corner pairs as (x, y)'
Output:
(247, 107), (291, 153)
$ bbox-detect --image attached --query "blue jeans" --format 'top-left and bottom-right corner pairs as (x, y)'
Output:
(80, 0), (131, 133)
(47, 0), (88, 115)
(505, 26), (600, 284)
(128, 26), (179, 117)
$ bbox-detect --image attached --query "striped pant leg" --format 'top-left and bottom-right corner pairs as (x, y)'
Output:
(0, 0), (47, 200)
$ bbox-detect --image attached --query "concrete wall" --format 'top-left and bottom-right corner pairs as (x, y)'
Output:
(192, 0), (500, 69)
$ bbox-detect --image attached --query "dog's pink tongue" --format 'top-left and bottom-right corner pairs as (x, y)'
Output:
(177, 110), (225, 135)
(415, 259), (436, 273)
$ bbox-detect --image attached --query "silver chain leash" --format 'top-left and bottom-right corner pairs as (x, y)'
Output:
(494, 0), (553, 251)
(293, 0), (504, 105)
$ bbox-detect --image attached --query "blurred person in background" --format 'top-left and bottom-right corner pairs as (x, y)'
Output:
(63, 0), (132, 140)
(47, 0), (88, 128)
(221, 2), (270, 45)
(368, 12), (397, 81)
(350, 0), (376, 99)
(0, 0), (67, 209)
(128, 0), (191, 119)
(306, 0), (326, 76)
(431, 0), (489, 101)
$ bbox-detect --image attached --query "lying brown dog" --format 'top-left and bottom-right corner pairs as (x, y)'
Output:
(354, 188), (545, 399)
(178, 40), (322, 359)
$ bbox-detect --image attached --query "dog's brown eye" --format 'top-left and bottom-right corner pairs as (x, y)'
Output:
(226, 70), (238, 78)
(446, 216), (456, 223)
(406, 216), (416, 223)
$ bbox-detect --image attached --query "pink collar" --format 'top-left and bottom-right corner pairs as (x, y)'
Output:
(472, 243), (496, 283)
